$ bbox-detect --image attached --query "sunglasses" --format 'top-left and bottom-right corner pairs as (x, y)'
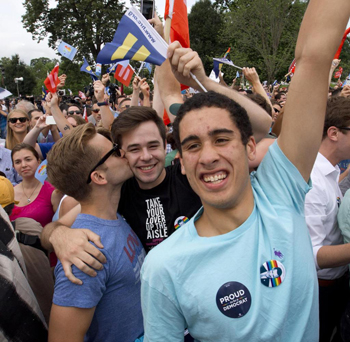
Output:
(338, 127), (350, 131)
(68, 110), (81, 115)
(86, 143), (122, 184)
(274, 108), (280, 113)
(92, 109), (100, 113)
(9, 117), (28, 124)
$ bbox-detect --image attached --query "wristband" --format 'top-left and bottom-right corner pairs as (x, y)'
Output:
(97, 101), (108, 107)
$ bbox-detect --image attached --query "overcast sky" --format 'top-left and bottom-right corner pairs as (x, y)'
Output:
(0, 0), (197, 66)
(1, 1), (349, 66)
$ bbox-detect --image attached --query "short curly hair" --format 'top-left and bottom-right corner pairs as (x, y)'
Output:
(173, 91), (253, 155)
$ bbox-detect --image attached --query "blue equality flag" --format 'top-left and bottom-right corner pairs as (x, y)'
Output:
(57, 41), (78, 61)
(80, 57), (98, 81)
(97, 7), (168, 66)
(213, 58), (235, 78)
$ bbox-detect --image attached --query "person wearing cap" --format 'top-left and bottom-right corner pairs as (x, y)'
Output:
(0, 175), (19, 214)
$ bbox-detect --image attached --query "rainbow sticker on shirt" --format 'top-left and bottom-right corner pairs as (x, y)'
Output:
(174, 216), (189, 230)
(260, 260), (286, 288)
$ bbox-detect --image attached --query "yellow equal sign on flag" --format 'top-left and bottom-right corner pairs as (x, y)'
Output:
(111, 33), (151, 61)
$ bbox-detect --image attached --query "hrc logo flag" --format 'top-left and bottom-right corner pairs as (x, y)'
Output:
(97, 7), (168, 66)
(57, 41), (78, 61)
(80, 57), (98, 81)
(114, 62), (134, 87)
(44, 65), (60, 93)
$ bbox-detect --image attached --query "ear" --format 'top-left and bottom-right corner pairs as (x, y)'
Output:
(180, 156), (186, 175)
(246, 136), (257, 161)
(327, 126), (340, 142)
(90, 170), (108, 186)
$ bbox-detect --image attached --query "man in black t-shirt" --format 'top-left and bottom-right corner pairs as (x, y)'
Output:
(112, 107), (202, 252)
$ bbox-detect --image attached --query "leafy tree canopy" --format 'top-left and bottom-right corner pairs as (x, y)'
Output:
(0, 55), (36, 96)
(220, 0), (308, 83)
(22, 0), (126, 61)
(189, 0), (228, 76)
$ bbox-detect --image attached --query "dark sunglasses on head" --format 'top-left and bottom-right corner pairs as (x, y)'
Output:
(68, 110), (81, 115)
(92, 109), (100, 113)
(9, 117), (28, 124)
(86, 143), (122, 184)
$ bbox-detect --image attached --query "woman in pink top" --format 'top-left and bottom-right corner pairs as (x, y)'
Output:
(10, 143), (62, 227)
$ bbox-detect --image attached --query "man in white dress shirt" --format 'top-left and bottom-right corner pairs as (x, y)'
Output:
(305, 95), (350, 341)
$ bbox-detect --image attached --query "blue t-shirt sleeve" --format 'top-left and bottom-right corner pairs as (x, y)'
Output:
(141, 270), (186, 342)
(253, 140), (311, 214)
(53, 251), (109, 308)
(39, 143), (55, 160)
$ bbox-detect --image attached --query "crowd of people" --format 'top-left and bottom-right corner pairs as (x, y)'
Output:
(1, 1), (350, 341)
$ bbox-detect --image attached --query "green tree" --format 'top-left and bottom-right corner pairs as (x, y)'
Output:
(0, 55), (36, 96)
(221, 0), (307, 83)
(188, 0), (228, 76)
(30, 57), (59, 95)
(22, 0), (126, 61)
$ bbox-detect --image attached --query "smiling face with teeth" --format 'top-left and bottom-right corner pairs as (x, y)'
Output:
(122, 121), (167, 190)
(179, 106), (256, 213)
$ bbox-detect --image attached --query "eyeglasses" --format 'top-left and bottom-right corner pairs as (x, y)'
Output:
(68, 110), (81, 115)
(338, 127), (350, 131)
(86, 143), (122, 184)
(92, 109), (100, 113)
(8, 117), (28, 124)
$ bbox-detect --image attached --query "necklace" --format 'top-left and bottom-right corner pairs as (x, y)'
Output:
(22, 182), (40, 203)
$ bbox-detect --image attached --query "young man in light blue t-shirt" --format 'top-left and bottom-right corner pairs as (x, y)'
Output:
(46, 124), (145, 342)
(140, 1), (350, 341)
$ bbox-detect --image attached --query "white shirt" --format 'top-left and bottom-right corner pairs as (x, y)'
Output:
(305, 152), (348, 279)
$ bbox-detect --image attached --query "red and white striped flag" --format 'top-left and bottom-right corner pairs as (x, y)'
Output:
(44, 65), (60, 93)
(114, 61), (134, 87)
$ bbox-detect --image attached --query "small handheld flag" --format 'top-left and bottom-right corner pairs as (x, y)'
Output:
(213, 58), (242, 78)
(57, 41), (78, 61)
(114, 62), (135, 87)
(80, 57), (98, 81)
(95, 63), (102, 76)
(334, 67), (343, 79)
(44, 65), (60, 93)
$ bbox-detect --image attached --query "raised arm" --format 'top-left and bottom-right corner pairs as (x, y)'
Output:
(47, 92), (74, 135)
(149, 15), (182, 123)
(243, 67), (273, 112)
(167, 42), (272, 142)
(23, 114), (47, 159)
(94, 80), (114, 130)
(278, 0), (350, 182)
(130, 76), (141, 107)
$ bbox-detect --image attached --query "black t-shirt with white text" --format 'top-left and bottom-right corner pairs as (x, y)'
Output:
(119, 160), (202, 253)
